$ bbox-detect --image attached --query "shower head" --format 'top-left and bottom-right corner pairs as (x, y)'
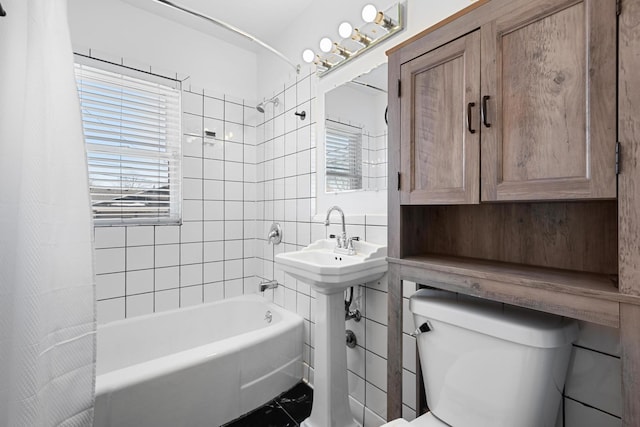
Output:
(256, 97), (279, 113)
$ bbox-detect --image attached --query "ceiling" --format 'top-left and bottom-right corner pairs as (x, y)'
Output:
(120, 0), (314, 52)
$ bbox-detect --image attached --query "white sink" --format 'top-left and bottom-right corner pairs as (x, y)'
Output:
(275, 239), (387, 292)
(276, 238), (388, 427)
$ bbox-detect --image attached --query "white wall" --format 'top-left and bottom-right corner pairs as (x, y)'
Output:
(67, 0), (258, 99)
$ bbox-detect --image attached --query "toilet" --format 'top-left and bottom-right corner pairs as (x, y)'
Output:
(383, 289), (578, 427)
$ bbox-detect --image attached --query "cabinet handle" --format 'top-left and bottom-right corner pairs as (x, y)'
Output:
(482, 95), (491, 128)
(467, 102), (476, 134)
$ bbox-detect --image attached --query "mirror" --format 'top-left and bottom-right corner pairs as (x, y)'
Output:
(324, 63), (388, 193)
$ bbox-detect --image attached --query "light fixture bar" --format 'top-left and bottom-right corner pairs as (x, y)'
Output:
(153, 0), (300, 74)
(313, 2), (405, 77)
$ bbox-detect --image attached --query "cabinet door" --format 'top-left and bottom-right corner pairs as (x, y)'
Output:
(480, 0), (617, 201)
(400, 31), (480, 205)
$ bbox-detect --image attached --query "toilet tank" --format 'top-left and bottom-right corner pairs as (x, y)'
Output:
(410, 289), (578, 427)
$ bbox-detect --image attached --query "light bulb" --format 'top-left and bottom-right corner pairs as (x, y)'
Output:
(362, 4), (377, 23)
(338, 21), (353, 39)
(319, 37), (333, 53)
(302, 49), (315, 63)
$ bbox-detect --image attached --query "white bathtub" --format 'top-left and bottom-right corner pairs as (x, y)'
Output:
(93, 294), (304, 427)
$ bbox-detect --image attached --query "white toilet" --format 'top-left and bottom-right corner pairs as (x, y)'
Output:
(383, 289), (578, 427)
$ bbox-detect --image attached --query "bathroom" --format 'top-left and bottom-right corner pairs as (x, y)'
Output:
(0, 0), (629, 426)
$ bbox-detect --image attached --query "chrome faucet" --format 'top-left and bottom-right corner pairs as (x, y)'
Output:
(324, 206), (357, 255)
(259, 280), (278, 292)
(325, 206), (347, 247)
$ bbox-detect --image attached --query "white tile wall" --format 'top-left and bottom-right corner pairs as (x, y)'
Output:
(94, 81), (258, 323)
(253, 69), (397, 424)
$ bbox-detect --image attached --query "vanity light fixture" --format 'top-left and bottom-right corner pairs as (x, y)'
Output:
(314, 56), (335, 71)
(361, 4), (378, 23)
(374, 10), (398, 31)
(351, 29), (373, 46)
(302, 2), (404, 77)
(338, 22), (353, 39)
(319, 37), (333, 53)
(302, 49), (315, 63)
(332, 43), (353, 59)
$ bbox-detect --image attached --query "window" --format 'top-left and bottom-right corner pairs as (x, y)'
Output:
(74, 61), (182, 225)
(325, 120), (363, 192)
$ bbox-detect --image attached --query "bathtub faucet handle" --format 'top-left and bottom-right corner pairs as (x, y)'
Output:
(267, 223), (282, 245)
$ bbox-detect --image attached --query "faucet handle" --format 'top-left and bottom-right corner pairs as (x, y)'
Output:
(329, 234), (344, 248)
(267, 223), (282, 245)
(347, 237), (358, 251)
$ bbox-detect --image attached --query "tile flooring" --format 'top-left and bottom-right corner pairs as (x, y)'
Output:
(223, 382), (313, 427)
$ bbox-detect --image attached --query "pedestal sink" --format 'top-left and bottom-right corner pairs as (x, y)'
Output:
(275, 239), (387, 427)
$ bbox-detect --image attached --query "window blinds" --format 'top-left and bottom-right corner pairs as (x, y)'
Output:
(325, 120), (363, 191)
(74, 63), (182, 225)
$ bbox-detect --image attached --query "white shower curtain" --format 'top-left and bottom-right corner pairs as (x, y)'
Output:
(0, 0), (96, 426)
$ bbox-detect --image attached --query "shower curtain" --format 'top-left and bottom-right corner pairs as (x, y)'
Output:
(0, 0), (96, 426)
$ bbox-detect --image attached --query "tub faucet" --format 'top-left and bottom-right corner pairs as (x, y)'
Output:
(259, 280), (278, 292)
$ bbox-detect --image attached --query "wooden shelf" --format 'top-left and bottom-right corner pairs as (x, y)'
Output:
(388, 254), (640, 328)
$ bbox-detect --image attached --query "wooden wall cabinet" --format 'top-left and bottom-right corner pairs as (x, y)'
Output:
(386, 0), (640, 424)
(400, 31), (480, 204)
(400, 0), (617, 205)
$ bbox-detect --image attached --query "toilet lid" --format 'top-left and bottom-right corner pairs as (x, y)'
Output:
(380, 413), (447, 427)
(379, 419), (411, 427)
(410, 412), (447, 427)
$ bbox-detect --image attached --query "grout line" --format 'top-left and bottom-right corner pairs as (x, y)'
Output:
(564, 396), (622, 420)
(201, 91), (205, 305)
(572, 343), (621, 359)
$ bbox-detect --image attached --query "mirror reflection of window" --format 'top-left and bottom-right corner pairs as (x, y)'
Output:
(324, 63), (388, 193)
(325, 120), (363, 192)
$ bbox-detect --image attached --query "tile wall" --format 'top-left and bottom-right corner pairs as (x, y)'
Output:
(362, 130), (388, 191)
(254, 67), (393, 426)
(94, 73), (259, 322)
(400, 282), (622, 427)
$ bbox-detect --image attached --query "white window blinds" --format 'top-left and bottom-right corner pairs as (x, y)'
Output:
(325, 120), (363, 192)
(74, 62), (182, 225)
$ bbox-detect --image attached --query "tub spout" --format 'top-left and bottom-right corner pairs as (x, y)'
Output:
(259, 280), (279, 292)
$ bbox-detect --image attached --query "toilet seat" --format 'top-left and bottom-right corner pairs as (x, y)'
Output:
(380, 412), (447, 427)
